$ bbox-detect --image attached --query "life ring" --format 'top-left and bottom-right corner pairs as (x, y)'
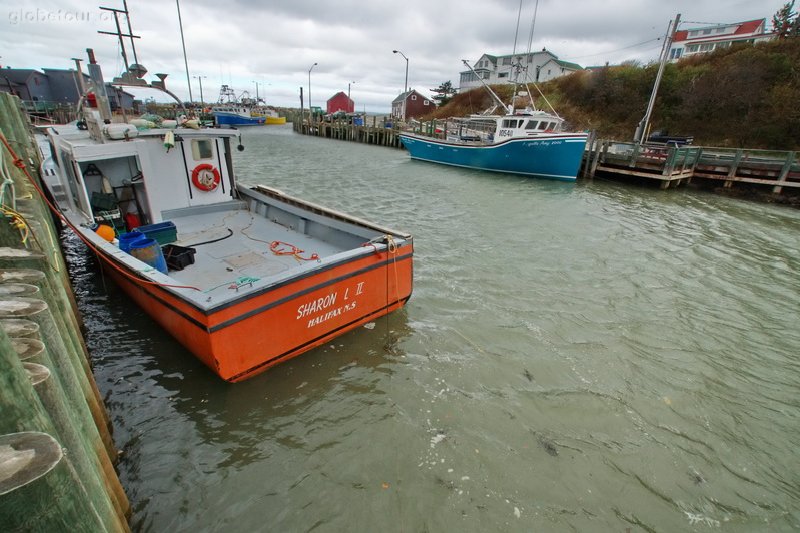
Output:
(191, 164), (220, 191)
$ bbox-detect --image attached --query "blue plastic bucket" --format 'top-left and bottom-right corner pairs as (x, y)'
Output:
(118, 232), (148, 254)
(128, 237), (168, 274)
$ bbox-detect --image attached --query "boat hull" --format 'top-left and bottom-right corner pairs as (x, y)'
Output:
(102, 243), (413, 382)
(399, 133), (588, 181)
(213, 113), (266, 126)
(264, 116), (286, 125)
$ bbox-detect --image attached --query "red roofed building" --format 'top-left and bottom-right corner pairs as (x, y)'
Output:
(668, 19), (774, 61)
(326, 91), (354, 114)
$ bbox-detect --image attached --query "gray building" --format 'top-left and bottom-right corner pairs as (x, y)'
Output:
(41, 68), (89, 106)
(0, 67), (135, 110)
(0, 68), (52, 102)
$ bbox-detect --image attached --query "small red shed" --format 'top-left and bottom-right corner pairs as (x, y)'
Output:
(326, 92), (354, 114)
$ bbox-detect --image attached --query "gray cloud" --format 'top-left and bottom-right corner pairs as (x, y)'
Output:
(0, 0), (786, 112)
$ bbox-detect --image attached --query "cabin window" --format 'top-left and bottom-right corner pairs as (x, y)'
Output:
(537, 121), (549, 130)
(498, 72), (508, 78)
(191, 139), (214, 160)
(526, 120), (538, 129)
(502, 119), (521, 128)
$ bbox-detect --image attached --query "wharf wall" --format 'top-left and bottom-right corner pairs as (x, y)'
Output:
(0, 92), (130, 531)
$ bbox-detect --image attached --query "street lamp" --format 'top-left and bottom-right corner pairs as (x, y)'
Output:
(348, 80), (355, 99)
(251, 80), (260, 101)
(308, 62), (317, 124)
(393, 50), (408, 93)
(193, 75), (207, 107)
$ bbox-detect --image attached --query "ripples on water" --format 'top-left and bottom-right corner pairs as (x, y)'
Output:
(64, 125), (800, 532)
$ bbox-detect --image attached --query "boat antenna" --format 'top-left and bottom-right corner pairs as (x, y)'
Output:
(98, 3), (188, 115)
(525, 0), (539, 110)
(98, 5), (133, 73)
(122, 0), (140, 66)
(175, 0), (193, 103)
(462, 59), (509, 114)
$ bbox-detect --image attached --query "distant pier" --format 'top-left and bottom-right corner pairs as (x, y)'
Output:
(293, 116), (403, 148)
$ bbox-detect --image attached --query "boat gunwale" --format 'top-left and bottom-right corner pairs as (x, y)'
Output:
(399, 131), (589, 149)
(102, 242), (413, 330)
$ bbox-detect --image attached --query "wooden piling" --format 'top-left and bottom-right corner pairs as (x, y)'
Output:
(24, 363), (129, 532)
(0, 432), (106, 533)
(0, 318), (40, 339)
(0, 297), (115, 460)
(12, 338), (45, 364)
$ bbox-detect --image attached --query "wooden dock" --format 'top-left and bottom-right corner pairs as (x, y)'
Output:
(582, 138), (799, 195)
(293, 116), (403, 148)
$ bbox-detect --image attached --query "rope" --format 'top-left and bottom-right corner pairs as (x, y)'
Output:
(203, 276), (261, 294)
(269, 240), (319, 261)
(184, 228), (233, 247)
(0, 134), (17, 211)
(386, 235), (401, 310)
(0, 205), (30, 245)
(0, 132), (201, 291)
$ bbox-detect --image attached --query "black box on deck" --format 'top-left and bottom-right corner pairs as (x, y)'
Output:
(162, 244), (196, 271)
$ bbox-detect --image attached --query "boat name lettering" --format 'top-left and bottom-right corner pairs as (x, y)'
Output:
(525, 140), (562, 147)
(296, 292), (338, 319)
(307, 301), (357, 328)
(498, 129), (514, 138)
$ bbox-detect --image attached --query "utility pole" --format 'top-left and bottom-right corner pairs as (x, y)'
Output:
(634, 13), (681, 143)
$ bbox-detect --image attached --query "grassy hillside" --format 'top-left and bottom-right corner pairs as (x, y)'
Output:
(426, 39), (800, 150)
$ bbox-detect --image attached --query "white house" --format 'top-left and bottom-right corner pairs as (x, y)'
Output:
(668, 19), (774, 61)
(459, 49), (582, 91)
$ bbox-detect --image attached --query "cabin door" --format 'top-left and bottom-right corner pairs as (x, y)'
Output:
(182, 137), (232, 206)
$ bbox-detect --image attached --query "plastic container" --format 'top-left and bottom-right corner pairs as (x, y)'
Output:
(118, 232), (148, 254)
(104, 123), (139, 140)
(128, 237), (168, 274)
(162, 244), (196, 271)
(133, 221), (177, 245)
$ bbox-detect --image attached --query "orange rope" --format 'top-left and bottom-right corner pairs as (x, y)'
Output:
(0, 132), (201, 292)
(269, 240), (319, 261)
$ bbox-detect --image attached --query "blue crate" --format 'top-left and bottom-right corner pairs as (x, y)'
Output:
(133, 221), (177, 245)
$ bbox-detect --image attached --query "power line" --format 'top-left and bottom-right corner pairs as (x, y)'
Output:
(561, 36), (662, 61)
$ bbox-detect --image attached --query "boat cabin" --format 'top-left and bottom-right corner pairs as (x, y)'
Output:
(46, 109), (237, 232)
(447, 111), (565, 144)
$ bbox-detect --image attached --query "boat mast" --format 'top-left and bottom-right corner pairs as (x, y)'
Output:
(510, 0), (524, 114)
(634, 13), (681, 143)
(461, 60), (508, 114)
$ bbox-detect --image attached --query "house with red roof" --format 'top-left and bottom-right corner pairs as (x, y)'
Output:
(668, 19), (774, 61)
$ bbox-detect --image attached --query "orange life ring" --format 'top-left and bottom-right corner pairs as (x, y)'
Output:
(191, 164), (220, 191)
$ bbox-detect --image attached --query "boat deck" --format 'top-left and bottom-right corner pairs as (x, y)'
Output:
(168, 208), (345, 294)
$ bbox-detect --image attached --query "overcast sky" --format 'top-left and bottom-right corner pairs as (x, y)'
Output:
(0, 0), (788, 112)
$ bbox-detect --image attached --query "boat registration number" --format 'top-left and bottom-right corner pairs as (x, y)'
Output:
(498, 129), (514, 137)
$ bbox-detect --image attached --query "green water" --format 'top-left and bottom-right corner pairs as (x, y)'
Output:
(67, 125), (800, 532)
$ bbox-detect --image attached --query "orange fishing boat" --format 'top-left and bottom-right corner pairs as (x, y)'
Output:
(38, 50), (413, 382)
